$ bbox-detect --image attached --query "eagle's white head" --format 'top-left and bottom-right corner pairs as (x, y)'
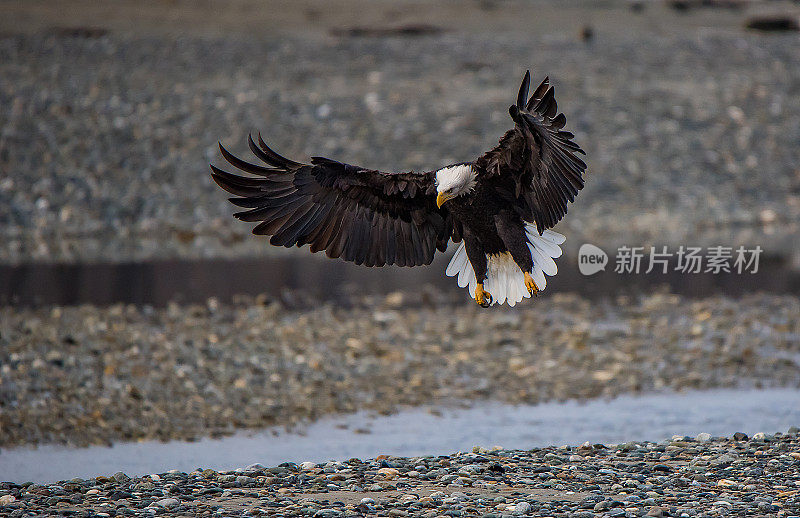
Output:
(435, 164), (477, 208)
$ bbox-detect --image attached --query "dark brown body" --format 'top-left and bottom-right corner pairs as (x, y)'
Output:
(445, 180), (535, 283)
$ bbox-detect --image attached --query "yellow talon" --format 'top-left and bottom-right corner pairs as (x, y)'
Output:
(474, 283), (492, 307)
(524, 271), (539, 296)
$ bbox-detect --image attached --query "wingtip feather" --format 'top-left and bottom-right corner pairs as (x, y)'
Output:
(517, 70), (531, 109)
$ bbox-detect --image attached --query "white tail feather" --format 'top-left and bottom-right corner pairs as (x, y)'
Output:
(444, 225), (565, 307)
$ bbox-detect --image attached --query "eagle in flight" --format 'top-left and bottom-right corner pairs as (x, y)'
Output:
(211, 71), (586, 307)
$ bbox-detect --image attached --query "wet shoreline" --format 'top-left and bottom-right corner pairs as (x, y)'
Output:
(2, 253), (800, 307)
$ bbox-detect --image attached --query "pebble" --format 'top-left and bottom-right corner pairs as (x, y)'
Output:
(378, 467), (400, 478)
(512, 501), (531, 515)
(153, 497), (179, 508)
(111, 472), (129, 483)
(696, 432), (712, 443)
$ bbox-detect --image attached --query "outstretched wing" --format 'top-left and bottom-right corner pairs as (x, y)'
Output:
(211, 134), (456, 267)
(475, 71), (587, 234)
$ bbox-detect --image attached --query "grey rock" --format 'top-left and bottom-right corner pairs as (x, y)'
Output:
(695, 432), (712, 443)
(512, 502), (531, 515)
(112, 472), (130, 483)
(154, 498), (179, 508)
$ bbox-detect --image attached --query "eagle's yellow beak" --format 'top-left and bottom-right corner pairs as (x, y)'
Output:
(436, 192), (451, 208)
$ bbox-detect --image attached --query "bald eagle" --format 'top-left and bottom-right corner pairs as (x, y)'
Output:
(211, 71), (586, 307)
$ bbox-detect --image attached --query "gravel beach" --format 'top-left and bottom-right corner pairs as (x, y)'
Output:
(2, 431), (799, 517)
(2, 292), (800, 448)
(1, 1), (800, 263)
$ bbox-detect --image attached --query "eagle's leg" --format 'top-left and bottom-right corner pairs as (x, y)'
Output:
(464, 235), (492, 307)
(523, 272), (539, 296)
(495, 214), (538, 296)
(474, 284), (491, 307)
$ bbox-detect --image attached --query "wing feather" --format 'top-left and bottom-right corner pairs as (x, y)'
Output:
(211, 136), (452, 266)
(218, 143), (277, 176)
(476, 71), (587, 233)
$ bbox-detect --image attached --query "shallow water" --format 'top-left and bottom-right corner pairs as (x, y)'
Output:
(1, 388), (799, 483)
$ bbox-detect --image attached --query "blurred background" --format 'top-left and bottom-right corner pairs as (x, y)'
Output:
(1, 0), (800, 482)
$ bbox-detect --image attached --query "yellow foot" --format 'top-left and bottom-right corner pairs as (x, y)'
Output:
(524, 272), (540, 296)
(474, 283), (492, 308)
